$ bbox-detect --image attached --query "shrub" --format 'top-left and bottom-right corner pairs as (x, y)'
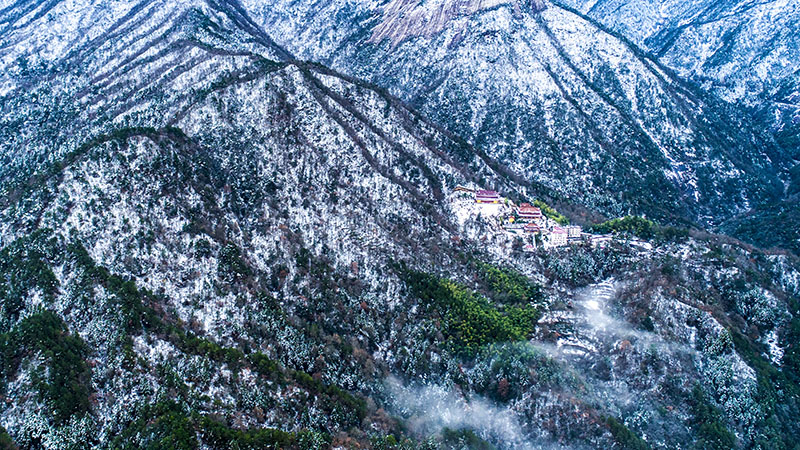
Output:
(605, 416), (650, 450)
(292, 369), (367, 423)
(477, 262), (542, 304)
(402, 270), (539, 356)
(218, 243), (251, 281)
(532, 199), (568, 225)
(248, 352), (284, 381)
(690, 386), (737, 450)
(440, 428), (496, 450)
(733, 288), (778, 327)
(1, 311), (92, 425)
(784, 313), (800, 386)
(590, 216), (658, 239)
(0, 230), (60, 325)
(0, 424), (16, 449)
(115, 401), (331, 449)
(198, 415), (297, 449)
(194, 238), (212, 257)
(470, 342), (560, 402)
(114, 401), (198, 449)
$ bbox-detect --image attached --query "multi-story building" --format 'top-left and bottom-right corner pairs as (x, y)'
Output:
(475, 190), (501, 204)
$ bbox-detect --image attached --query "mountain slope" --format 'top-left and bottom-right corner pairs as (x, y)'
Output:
(241, 0), (790, 228)
(1, 1), (800, 449)
(551, 0), (800, 253)
(559, 0), (800, 154)
(0, 0), (536, 445)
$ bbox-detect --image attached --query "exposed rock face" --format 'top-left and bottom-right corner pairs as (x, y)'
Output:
(370, 0), (548, 45)
(370, 0), (511, 45)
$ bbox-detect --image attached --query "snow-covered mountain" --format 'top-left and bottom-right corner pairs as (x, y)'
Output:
(549, 0), (800, 252)
(240, 0), (791, 228)
(1, 0), (800, 449)
(559, 0), (800, 153)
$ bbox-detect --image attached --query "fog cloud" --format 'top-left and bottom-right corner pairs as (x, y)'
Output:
(385, 376), (539, 449)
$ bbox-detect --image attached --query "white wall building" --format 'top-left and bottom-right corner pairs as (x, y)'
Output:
(549, 226), (568, 247)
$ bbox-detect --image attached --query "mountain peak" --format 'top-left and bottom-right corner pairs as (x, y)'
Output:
(368, 0), (547, 45)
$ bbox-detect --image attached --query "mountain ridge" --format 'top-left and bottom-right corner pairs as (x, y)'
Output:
(241, 0), (791, 229)
(1, 0), (800, 448)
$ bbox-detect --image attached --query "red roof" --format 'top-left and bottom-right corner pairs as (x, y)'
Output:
(518, 205), (541, 214)
(552, 226), (567, 234)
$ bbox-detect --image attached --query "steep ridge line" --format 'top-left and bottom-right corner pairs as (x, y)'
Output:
(202, 1), (569, 213)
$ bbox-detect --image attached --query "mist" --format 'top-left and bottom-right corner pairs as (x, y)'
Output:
(384, 376), (550, 449)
